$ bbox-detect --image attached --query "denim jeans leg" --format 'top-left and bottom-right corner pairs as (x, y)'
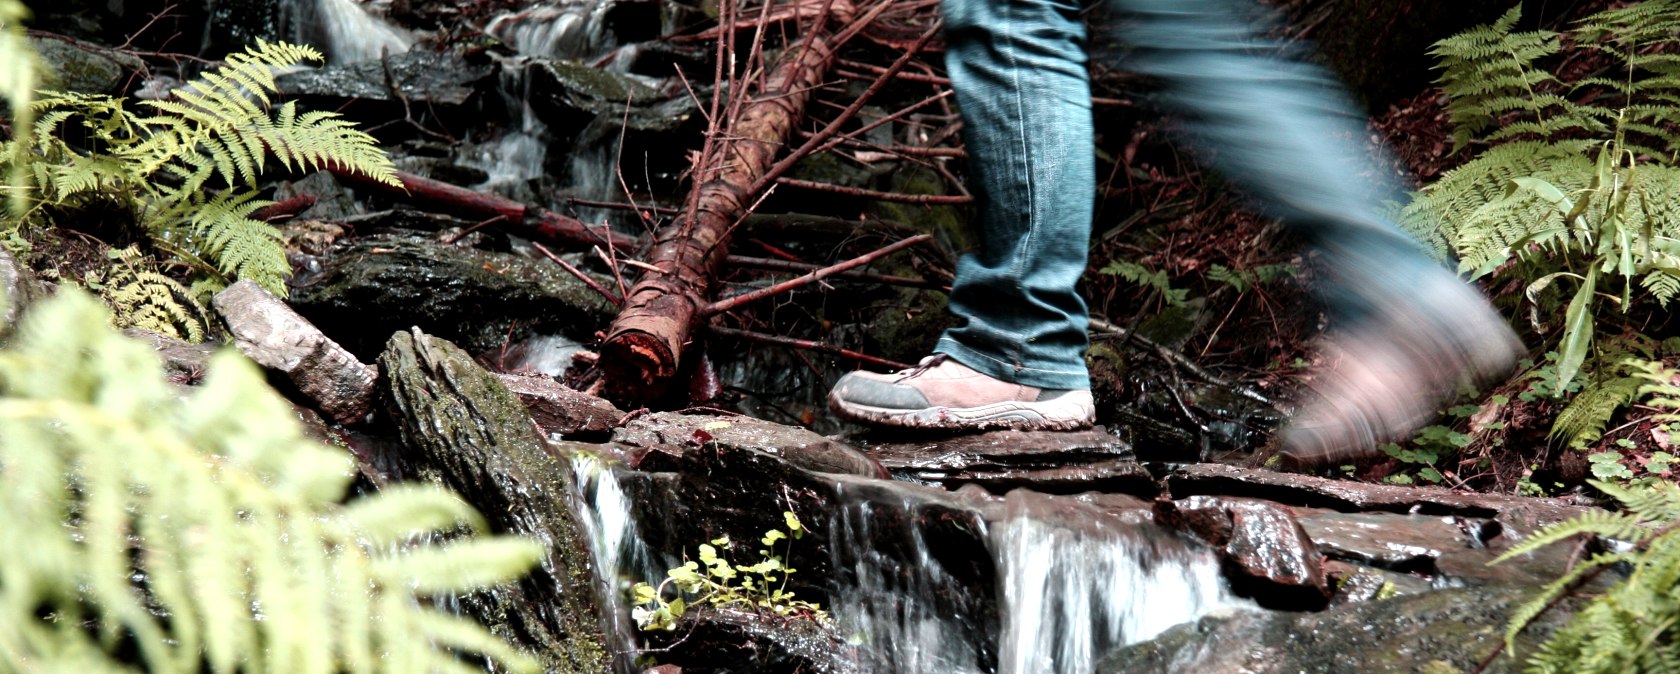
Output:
(1110, 0), (1461, 322)
(936, 0), (1095, 390)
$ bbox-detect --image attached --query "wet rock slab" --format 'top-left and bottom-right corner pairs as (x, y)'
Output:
(276, 49), (489, 106)
(617, 412), (886, 479)
(1154, 496), (1329, 609)
(1299, 511), (1578, 589)
(1167, 463), (1593, 535)
(641, 608), (860, 674)
(498, 372), (623, 440)
(287, 233), (617, 359)
(1097, 585), (1577, 674)
(865, 428), (1155, 494)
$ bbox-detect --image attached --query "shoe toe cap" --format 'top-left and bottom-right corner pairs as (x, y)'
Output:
(832, 373), (932, 410)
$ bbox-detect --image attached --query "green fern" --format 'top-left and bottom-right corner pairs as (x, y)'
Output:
(1402, 2), (1680, 395)
(0, 288), (544, 673)
(1428, 6), (1603, 150)
(1, 40), (398, 295)
(1494, 479), (1680, 674)
(0, 0), (36, 215)
(97, 252), (212, 342)
(1099, 259), (1190, 308)
(1549, 373), (1642, 449)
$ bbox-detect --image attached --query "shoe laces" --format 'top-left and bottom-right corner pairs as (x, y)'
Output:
(893, 353), (948, 382)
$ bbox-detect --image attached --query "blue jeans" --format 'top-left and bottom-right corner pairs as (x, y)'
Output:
(936, 0), (1448, 389)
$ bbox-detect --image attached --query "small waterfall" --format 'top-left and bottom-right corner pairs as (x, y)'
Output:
(486, 1), (617, 62)
(823, 482), (1245, 673)
(569, 454), (658, 670)
(991, 491), (1243, 674)
(282, 0), (412, 65)
(827, 482), (994, 673)
(466, 64), (552, 190)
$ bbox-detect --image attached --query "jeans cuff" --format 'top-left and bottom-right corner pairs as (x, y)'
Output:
(935, 337), (1092, 390)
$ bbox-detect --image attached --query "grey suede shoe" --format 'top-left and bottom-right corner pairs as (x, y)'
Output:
(829, 354), (1096, 431)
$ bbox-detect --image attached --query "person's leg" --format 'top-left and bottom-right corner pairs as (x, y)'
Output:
(1109, 0), (1522, 463)
(827, 0), (1097, 431)
(933, 0), (1095, 391)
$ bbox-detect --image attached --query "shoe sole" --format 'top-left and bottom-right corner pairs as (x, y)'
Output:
(829, 393), (1095, 432)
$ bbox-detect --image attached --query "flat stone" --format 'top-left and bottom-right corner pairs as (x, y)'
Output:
(276, 49), (489, 106)
(497, 372), (623, 440)
(1154, 495), (1329, 610)
(1098, 585), (1577, 674)
(866, 429), (1152, 494)
(617, 412), (887, 479)
(29, 35), (140, 95)
(1168, 463), (1595, 536)
(212, 280), (377, 425)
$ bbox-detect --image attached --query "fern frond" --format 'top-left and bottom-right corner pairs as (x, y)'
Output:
(1550, 375), (1643, 447)
(177, 190), (289, 294)
(259, 103), (397, 184)
(0, 289), (543, 673)
(2, 0), (39, 216)
(101, 264), (212, 342)
(1495, 510), (1646, 562)
(1398, 141), (1594, 264)
(1430, 6), (1568, 148)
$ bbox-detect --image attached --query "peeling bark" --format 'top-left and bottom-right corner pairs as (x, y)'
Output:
(597, 26), (841, 404)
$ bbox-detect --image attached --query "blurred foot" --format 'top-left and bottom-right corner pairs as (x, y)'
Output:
(1279, 282), (1522, 470)
(829, 354), (1095, 431)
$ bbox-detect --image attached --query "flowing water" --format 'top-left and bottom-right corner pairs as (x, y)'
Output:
(283, 0), (413, 65)
(575, 460), (1249, 673)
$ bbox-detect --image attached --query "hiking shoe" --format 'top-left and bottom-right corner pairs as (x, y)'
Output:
(1278, 282), (1523, 469)
(829, 354), (1096, 431)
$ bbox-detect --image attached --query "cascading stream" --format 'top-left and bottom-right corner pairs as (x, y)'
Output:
(570, 454), (660, 673)
(990, 491), (1244, 674)
(827, 481), (994, 673)
(283, 0), (412, 65)
(821, 482), (1246, 673)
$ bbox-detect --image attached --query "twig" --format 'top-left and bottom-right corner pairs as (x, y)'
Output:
(774, 178), (971, 204)
(441, 214), (508, 244)
(116, 3), (182, 50)
(1089, 316), (1273, 406)
(564, 197), (677, 215)
(533, 242), (624, 308)
(380, 50), (454, 143)
(592, 246), (631, 301)
(707, 326), (911, 371)
(725, 255), (947, 289)
(703, 234), (931, 316)
(750, 20), (941, 196)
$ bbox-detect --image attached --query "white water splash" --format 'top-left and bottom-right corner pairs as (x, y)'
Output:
(991, 491), (1246, 674)
(485, 1), (616, 62)
(570, 454), (657, 670)
(826, 482), (991, 674)
(464, 64), (551, 189)
(312, 0), (412, 64)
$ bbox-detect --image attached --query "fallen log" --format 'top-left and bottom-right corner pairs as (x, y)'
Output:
(595, 18), (842, 404)
(379, 328), (612, 673)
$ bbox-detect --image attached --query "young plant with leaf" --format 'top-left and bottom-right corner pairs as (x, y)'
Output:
(0, 289), (543, 673)
(0, 40), (398, 295)
(630, 511), (829, 631)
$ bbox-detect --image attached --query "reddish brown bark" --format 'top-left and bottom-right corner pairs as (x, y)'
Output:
(597, 28), (841, 404)
(330, 168), (640, 252)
